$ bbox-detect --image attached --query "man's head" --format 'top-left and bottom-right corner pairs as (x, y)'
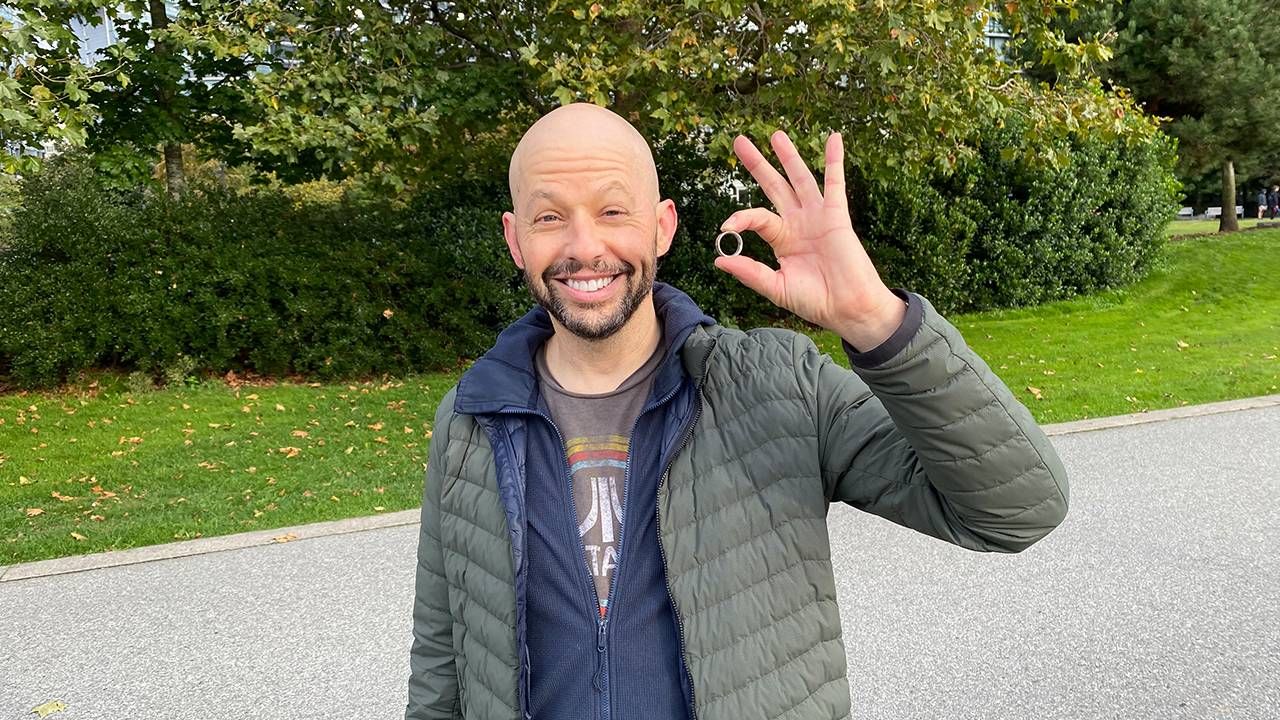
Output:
(502, 103), (677, 341)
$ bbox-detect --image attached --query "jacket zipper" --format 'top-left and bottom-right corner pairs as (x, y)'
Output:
(498, 352), (703, 720)
(539, 408), (625, 720)
(655, 387), (703, 720)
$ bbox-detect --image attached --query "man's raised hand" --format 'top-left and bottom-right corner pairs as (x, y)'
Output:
(715, 130), (905, 350)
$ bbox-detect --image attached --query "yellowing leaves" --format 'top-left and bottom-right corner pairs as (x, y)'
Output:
(26, 507), (44, 517)
(51, 491), (77, 502)
(278, 446), (302, 459)
(1176, 339), (1190, 350)
(1025, 386), (1044, 401)
(70, 532), (87, 541)
(31, 699), (68, 718)
(273, 532), (299, 543)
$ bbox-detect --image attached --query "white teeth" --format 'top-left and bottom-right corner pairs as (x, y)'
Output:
(566, 276), (614, 292)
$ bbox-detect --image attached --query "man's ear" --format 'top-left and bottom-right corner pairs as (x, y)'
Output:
(655, 199), (678, 258)
(502, 211), (525, 269)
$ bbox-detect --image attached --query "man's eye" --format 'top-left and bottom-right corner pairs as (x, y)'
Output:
(603, 209), (626, 217)
(535, 214), (560, 223)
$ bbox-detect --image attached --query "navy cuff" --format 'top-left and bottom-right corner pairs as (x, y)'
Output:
(841, 288), (923, 368)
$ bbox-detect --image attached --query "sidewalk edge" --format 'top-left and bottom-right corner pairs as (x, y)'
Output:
(1041, 393), (1280, 436)
(1, 509), (420, 583)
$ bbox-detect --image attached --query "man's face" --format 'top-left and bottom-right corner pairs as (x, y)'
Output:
(503, 143), (675, 341)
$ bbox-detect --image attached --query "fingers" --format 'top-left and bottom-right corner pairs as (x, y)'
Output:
(713, 254), (782, 306)
(720, 207), (785, 249)
(733, 135), (800, 213)
(769, 131), (824, 208)
(823, 132), (847, 211)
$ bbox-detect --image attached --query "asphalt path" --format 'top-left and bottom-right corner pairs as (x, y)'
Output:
(2, 404), (1277, 719)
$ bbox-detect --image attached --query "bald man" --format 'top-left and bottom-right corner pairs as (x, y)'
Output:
(407, 103), (1069, 720)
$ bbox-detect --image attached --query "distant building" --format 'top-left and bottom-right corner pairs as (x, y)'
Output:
(984, 16), (1012, 61)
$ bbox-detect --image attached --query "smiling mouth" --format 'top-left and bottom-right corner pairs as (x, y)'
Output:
(556, 274), (621, 294)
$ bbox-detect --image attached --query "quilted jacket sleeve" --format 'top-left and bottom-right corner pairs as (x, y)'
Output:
(406, 390), (462, 719)
(798, 289), (1069, 552)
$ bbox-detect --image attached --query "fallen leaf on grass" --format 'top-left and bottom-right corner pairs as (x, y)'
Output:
(374, 506), (386, 512)
(31, 699), (67, 717)
(26, 508), (44, 517)
(1176, 339), (1190, 350)
(291, 430), (309, 438)
(1025, 386), (1043, 400)
(90, 514), (104, 521)
(70, 532), (86, 541)
(91, 485), (117, 499)
(51, 491), (77, 502)
(367, 421), (384, 431)
(278, 447), (301, 459)
(273, 532), (298, 543)
(275, 404), (285, 412)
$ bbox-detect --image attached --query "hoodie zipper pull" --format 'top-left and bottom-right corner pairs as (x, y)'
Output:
(593, 618), (607, 691)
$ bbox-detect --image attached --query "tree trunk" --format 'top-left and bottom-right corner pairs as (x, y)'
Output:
(1219, 158), (1238, 232)
(162, 143), (185, 196)
(149, 0), (184, 198)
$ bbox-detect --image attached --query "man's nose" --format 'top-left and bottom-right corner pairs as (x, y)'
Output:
(563, 213), (609, 263)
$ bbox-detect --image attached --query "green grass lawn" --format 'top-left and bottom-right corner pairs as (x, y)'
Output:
(3, 229), (1278, 566)
(812, 228), (1280, 423)
(1165, 217), (1277, 236)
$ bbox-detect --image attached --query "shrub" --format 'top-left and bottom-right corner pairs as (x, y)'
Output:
(856, 120), (1180, 314)
(0, 121), (1179, 388)
(0, 157), (525, 388)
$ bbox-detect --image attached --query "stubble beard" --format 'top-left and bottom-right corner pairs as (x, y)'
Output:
(523, 246), (657, 342)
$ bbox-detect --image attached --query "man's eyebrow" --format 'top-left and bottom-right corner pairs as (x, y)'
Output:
(596, 180), (634, 197)
(524, 189), (559, 213)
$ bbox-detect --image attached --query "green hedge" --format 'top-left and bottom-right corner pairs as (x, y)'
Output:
(0, 123), (1179, 388)
(0, 158), (525, 388)
(856, 122), (1181, 314)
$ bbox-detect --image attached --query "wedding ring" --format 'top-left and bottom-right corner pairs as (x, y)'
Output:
(716, 231), (743, 257)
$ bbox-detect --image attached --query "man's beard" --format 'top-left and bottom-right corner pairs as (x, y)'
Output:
(523, 251), (656, 341)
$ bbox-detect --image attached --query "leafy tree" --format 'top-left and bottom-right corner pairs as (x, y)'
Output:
(0, 1), (272, 194)
(1017, 0), (1280, 231)
(240, 0), (1155, 191)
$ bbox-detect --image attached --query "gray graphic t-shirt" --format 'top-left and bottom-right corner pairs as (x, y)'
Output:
(535, 339), (665, 619)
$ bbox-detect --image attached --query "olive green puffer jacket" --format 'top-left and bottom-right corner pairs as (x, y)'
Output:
(407, 289), (1069, 720)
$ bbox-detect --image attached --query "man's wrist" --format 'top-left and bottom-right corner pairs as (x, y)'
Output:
(832, 289), (909, 352)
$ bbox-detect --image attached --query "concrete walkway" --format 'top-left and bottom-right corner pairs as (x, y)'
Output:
(2, 396), (1278, 719)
